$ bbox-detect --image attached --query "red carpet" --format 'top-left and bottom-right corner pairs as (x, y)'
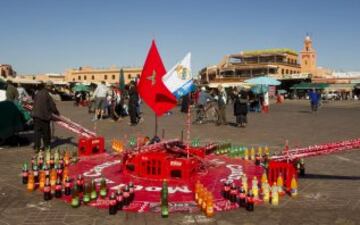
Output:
(66, 153), (263, 212)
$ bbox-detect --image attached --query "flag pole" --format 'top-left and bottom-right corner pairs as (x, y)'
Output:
(186, 93), (191, 158)
(154, 113), (158, 137)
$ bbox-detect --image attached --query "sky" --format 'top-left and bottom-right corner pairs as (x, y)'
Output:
(1, 0), (360, 74)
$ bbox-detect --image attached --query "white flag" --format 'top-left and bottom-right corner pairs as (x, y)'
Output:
(162, 52), (194, 99)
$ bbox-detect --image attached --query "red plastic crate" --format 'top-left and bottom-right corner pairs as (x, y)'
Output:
(78, 136), (105, 156)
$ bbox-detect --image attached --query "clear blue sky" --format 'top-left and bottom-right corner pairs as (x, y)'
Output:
(1, 0), (360, 74)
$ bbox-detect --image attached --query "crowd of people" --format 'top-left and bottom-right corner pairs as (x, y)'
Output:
(3, 78), (353, 151)
(86, 81), (143, 126)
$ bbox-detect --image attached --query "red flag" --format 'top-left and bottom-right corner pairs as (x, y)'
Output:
(138, 40), (177, 116)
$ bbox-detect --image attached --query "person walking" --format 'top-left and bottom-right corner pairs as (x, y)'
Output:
(128, 82), (140, 126)
(92, 81), (108, 120)
(308, 88), (320, 112)
(31, 81), (59, 152)
(234, 93), (248, 127)
(216, 85), (227, 126)
(6, 80), (19, 102)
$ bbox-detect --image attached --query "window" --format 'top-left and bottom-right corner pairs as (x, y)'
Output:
(137, 74), (140, 78)
(104, 75), (107, 80)
(112, 75), (115, 80)
(306, 47), (309, 51)
(78, 75), (81, 80)
(282, 69), (284, 74)
(305, 60), (308, 65)
(286, 69), (289, 74)
(128, 74), (131, 79)
(84, 75), (87, 80)
(72, 78), (75, 81)
(92, 75), (95, 80)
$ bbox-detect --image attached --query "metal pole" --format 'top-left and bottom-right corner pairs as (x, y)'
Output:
(154, 114), (158, 137)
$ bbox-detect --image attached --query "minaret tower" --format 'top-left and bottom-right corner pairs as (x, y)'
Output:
(300, 35), (317, 75)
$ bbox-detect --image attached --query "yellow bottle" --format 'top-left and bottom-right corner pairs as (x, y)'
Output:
(290, 175), (298, 197)
(241, 174), (248, 194)
(262, 182), (270, 203)
(252, 176), (259, 199)
(244, 148), (249, 160)
(271, 182), (279, 206)
(261, 172), (268, 185)
(250, 147), (255, 160)
(265, 146), (270, 156)
(277, 173), (284, 195)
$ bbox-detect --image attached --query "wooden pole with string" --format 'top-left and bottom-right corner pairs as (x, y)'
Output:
(186, 93), (191, 158)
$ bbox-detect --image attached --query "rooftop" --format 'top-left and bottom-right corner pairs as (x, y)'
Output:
(241, 48), (298, 56)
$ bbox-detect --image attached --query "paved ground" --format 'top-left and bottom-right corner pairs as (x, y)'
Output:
(0, 100), (360, 225)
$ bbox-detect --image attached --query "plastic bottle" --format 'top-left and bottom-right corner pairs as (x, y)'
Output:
(241, 175), (248, 194)
(109, 192), (117, 215)
(277, 173), (284, 195)
(237, 186), (246, 207)
(205, 194), (214, 217)
(160, 179), (169, 218)
(99, 177), (108, 199)
(290, 175), (298, 197)
(83, 183), (91, 204)
(64, 176), (71, 196)
(71, 183), (80, 208)
(76, 175), (84, 193)
(27, 172), (35, 192)
(246, 190), (254, 211)
(229, 183), (238, 203)
(116, 188), (124, 210)
(22, 163), (29, 184)
(271, 182), (279, 206)
(55, 177), (63, 198)
(43, 177), (52, 201)
(90, 179), (98, 200)
(252, 176), (259, 200)
(250, 147), (255, 160)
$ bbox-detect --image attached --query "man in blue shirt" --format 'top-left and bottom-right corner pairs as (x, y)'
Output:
(308, 89), (320, 112)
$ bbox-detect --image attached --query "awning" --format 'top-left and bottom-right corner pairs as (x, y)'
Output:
(290, 83), (329, 90)
(325, 83), (355, 92)
(208, 82), (252, 89)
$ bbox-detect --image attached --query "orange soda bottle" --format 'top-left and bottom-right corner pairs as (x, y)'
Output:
(27, 172), (35, 192)
(205, 194), (214, 217)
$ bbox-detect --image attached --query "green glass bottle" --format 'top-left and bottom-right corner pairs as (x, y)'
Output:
(90, 179), (98, 200)
(161, 179), (169, 218)
(71, 183), (80, 208)
(83, 183), (91, 204)
(99, 177), (108, 199)
(54, 148), (60, 164)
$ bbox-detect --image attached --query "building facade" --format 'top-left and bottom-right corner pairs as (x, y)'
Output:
(64, 66), (142, 84)
(13, 73), (66, 84)
(0, 64), (16, 78)
(200, 49), (302, 84)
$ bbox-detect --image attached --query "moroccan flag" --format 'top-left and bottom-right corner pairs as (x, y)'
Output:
(138, 40), (177, 116)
